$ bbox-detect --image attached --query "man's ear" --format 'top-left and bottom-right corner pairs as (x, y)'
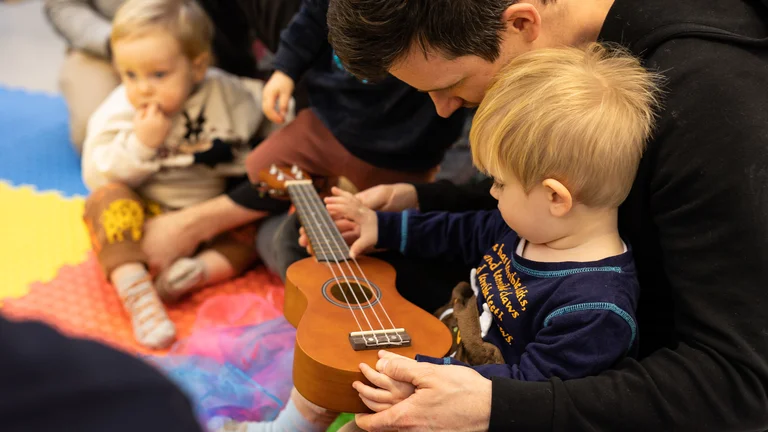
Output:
(191, 51), (211, 82)
(541, 178), (572, 217)
(501, 3), (542, 43)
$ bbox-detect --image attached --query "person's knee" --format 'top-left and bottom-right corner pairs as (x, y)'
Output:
(84, 183), (142, 219)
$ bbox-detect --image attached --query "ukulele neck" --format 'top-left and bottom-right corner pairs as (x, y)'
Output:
(286, 180), (351, 263)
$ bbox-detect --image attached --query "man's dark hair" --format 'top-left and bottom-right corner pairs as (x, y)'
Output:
(327, 0), (518, 81)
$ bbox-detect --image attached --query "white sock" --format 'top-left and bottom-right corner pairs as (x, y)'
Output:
(155, 257), (206, 303)
(114, 272), (176, 349)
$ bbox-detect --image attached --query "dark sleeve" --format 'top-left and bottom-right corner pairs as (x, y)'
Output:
(487, 40), (768, 432)
(413, 178), (497, 213)
(375, 210), (509, 266)
(196, 0), (258, 78)
(271, 0), (330, 82)
(0, 318), (202, 432)
(226, 180), (291, 213)
(232, 0), (303, 54)
(474, 307), (635, 381)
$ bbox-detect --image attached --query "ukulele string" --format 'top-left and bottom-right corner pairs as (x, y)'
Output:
(347, 252), (402, 343)
(288, 181), (375, 337)
(293, 181), (404, 346)
(293, 183), (396, 346)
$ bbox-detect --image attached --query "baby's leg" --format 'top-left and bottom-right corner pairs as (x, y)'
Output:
(218, 387), (339, 432)
(156, 224), (258, 302)
(84, 184), (176, 349)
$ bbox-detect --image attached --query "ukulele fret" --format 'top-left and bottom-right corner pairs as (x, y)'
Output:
(287, 182), (352, 263)
(348, 329), (412, 351)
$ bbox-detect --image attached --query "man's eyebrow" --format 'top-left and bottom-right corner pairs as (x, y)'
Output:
(417, 79), (463, 93)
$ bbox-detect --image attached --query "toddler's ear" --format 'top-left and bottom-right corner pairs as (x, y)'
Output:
(191, 51), (211, 82)
(541, 178), (573, 217)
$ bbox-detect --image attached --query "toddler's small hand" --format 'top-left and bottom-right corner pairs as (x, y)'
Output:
(353, 360), (416, 412)
(134, 104), (172, 149)
(324, 187), (378, 258)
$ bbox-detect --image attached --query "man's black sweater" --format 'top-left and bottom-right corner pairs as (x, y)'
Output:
(415, 0), (768, 430)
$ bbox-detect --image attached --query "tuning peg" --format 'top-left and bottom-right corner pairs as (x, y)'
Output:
(296, 171), (303, 180)
(277, 172), (284, 181)
(269, 164), (278, 175)
(291, 165), (299, 174)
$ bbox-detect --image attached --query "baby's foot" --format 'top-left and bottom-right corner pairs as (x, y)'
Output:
(155, 257), (206, 303)
(117, 275), (176, 349)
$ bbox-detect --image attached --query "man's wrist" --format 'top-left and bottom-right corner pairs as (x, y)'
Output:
(177, 206), (208, 243)
(398, 183), (420, 211)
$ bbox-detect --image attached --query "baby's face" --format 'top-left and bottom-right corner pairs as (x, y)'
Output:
(489, 173), (560, 244)
(112, 29), (205, 116)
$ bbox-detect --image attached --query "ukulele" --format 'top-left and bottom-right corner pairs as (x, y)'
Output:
(258, 165), (453, 413)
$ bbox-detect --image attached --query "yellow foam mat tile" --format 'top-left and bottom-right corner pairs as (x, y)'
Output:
(0, 182), (91, 301)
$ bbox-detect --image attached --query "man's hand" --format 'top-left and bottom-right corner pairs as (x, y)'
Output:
(356, 183), (419, 212)
(262, 70), (295, 124)
(142, 209), (201, 273)
(134, 104), (172, 149)
(354, 350), (492, 432)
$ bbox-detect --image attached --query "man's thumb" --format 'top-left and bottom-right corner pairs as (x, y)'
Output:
(376, 357), (427, 384)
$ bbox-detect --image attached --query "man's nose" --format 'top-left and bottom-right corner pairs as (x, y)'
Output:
(429, 93), (463, 118)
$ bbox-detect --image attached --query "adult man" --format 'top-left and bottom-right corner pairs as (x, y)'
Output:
(325, 0), (768, 430)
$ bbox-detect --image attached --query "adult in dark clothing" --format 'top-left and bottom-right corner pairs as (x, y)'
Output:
(0, 316), (202, 432)
(324, 0), (768, 430)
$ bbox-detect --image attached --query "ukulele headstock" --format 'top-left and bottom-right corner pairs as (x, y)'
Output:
(255, 164), (332, 199)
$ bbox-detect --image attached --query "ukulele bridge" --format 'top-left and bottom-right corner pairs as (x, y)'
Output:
(348, 328), (412, 351)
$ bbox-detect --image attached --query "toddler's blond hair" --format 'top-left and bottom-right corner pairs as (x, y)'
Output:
(111, 0), (213, 59)
(471, 43), (662, 208)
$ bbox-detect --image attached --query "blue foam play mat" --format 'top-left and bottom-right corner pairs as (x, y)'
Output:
(0, 86), (86, 197)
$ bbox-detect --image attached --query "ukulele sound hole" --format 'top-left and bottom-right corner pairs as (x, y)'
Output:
(329, 283), (374, 306)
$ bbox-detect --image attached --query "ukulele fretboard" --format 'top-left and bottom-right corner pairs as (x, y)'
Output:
(286, 181), (352, 263)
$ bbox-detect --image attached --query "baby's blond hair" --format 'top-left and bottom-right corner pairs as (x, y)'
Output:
(111, 0), (213, 59)
(471, 43), (662, 208)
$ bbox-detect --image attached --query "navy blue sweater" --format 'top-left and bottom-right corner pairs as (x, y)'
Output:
(0, 317), (202, 432)
(377, 210), (640, 381)
(272, 0), (465, 172)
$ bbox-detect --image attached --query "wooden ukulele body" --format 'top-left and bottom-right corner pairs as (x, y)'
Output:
(284, 255), (453, 413)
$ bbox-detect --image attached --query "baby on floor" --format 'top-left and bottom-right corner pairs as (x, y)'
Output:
(81, 0), (267, 349)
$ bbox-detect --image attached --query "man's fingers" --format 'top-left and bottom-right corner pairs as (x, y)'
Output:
(355, 406), (406, 432)
(359, 395), (393, 413)
(378, 350), (410, 362)
(375, 356), (430, 386)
